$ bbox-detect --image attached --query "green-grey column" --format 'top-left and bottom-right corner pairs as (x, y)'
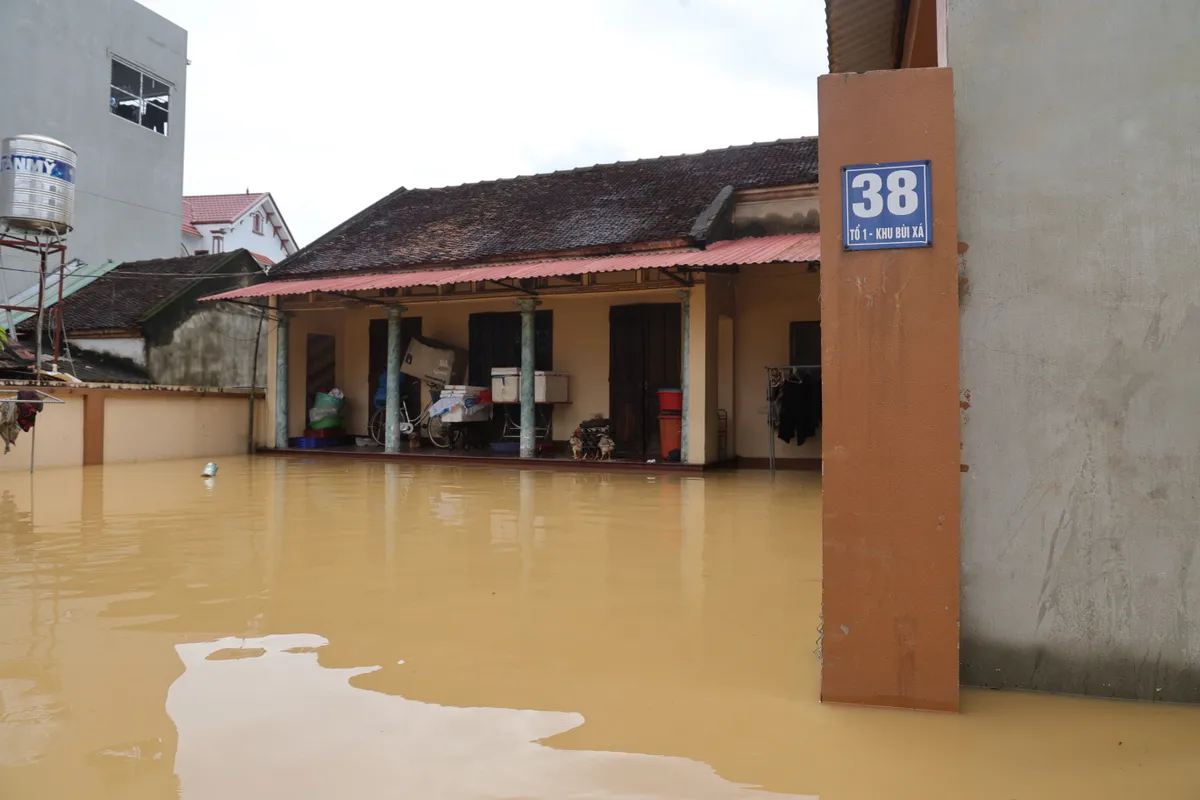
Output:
(516, 298), (542, 458)
(385, 305), (407, 453)
(274, 312), (290, 449)
(678, 289), (690, 463)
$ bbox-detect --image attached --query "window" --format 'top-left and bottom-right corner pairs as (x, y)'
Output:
(110, 58), (170, 135)
(252, 212), (264, 235)
(789, 321), (821, 366)
(212, 235), (224, 253)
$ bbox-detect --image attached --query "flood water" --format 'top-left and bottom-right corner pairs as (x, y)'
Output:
(0, 457), (1197, 799)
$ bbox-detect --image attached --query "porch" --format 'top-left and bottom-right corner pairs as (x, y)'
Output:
(210, 234), (823, 469)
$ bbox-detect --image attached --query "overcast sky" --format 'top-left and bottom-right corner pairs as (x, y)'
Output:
(138, 0), (826, 246)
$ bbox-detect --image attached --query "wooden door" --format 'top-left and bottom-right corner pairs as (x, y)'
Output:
(369, 316), (422, 410)
(468, 310), (553, 440)
(609, 303), (682, 458)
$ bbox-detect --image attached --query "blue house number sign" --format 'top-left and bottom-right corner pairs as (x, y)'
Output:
(842, 160), (932, 250)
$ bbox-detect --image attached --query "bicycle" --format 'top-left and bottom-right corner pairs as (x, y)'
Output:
(369, 386), (456, 449)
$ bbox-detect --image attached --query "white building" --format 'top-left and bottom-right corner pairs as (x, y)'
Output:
(0, 0), (187, 295)
(182, 193), (298, 269)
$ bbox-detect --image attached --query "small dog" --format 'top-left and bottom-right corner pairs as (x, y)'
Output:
(597, 435), (615, 461)
(568, 435), (584, 460)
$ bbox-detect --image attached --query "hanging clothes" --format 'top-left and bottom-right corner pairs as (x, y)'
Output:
(16, 391), (41, 432)
(777, 371), (821, 445)
(0, 403), (20, 454)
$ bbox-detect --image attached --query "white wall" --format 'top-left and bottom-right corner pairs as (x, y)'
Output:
(0, 0), (188, 293)
(190, 198), (293, 265)
(952, 0), (1200, 702)
(70, 337), (146, 366)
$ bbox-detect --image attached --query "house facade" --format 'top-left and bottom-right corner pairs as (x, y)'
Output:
(0, 0), (187, 295)
(25, 250), (268, 388)
(183, 193), (298, 268)
(208, 140), (822, 467)
(817, 0), (1200, 711)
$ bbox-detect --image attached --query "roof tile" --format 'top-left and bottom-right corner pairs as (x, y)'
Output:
(24, 251), (255, 333)
(271, 139), (818, 278)
(184, 193), (267, 225)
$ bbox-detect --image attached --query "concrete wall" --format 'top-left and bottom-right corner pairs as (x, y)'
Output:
(0, 0), (187, 292)
(951, 0), (1200, 701)
(104, 395), (252, 463)
(733, 190), (820, 238)
(146, 304), (268, 388)
(0, 387), (262, 472)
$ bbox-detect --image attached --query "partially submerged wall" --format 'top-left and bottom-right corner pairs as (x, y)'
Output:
(0, 386), (263, 472)
(952, 0), (1200, 701)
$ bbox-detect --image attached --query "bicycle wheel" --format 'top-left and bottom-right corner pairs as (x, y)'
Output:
(427, 416), (454, 449)
(369, 407), (386, 445)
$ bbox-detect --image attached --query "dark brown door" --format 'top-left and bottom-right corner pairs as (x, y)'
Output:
(369, 316), (422, 411)
(468, 310), (553, 440)
(609, 303), (682, 458)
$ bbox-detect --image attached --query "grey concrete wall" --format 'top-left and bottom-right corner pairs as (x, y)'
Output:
(147, 304), (268, 389)
(0, 0), (187, 293)
(951, 0), (1200, 701)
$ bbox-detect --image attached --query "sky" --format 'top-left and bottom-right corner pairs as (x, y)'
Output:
(137, 0), (827, 247)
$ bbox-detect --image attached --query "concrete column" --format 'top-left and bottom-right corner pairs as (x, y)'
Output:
(678, 289), (690, 464)
(385, 305), (407, 453)
(274, 313), (290, 449)
(516, 298), (542, 458)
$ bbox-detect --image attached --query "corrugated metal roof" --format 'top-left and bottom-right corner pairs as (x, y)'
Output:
(826, 0), (904, 74)
(7, 260), (124, 328)
(202, 234), (820, 302)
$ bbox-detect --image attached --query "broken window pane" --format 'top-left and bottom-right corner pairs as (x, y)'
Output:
(110, 87), (140, 124)
(109, 58), (170, 136)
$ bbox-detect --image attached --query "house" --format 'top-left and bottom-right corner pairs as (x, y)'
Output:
(182, 193), (298, 269)
(206, 139), (822, 467)
(0, 0), (187, 295)
(22, 249), (267, 387)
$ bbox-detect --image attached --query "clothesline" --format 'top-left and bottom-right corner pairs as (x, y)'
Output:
(764, 365), (822, 478)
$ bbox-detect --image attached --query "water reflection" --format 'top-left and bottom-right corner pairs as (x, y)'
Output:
(168, 633), (813, 799)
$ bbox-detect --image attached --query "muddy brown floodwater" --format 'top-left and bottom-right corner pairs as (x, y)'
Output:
(0, 457), (1198, 798)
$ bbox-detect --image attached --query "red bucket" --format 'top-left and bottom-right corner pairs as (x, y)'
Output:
(657, 389), (683, 414)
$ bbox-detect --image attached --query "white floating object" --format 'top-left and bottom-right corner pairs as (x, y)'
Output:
(202, 462), (218, 477)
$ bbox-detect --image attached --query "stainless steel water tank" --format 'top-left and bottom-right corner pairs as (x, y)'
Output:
(0, 135), (77, 234)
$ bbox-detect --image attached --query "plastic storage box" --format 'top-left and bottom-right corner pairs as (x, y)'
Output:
(490, 368), (570, 403)
(435, 386), (492, 423)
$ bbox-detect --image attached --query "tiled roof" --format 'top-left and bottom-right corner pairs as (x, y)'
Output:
(182, 222), (202, 237)
(271, 138), (819, 278)
(23, 251), (256, 333)
(184, 193), (267, 224)
(250, 252), (275, 267)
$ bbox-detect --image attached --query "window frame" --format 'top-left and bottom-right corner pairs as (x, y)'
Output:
(109, 57), (171, 136)
(252, 212), (264, 235)
(212, 235), (224, 253)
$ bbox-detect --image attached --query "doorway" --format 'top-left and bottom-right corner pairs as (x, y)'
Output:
(305, 333), (337, 412)
(609, 302), (682, 458)
(468, 310), (553, 441)
(369, 316), (423, 415)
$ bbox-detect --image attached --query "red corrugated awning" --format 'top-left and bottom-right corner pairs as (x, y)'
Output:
(202, 233), (819, 302)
